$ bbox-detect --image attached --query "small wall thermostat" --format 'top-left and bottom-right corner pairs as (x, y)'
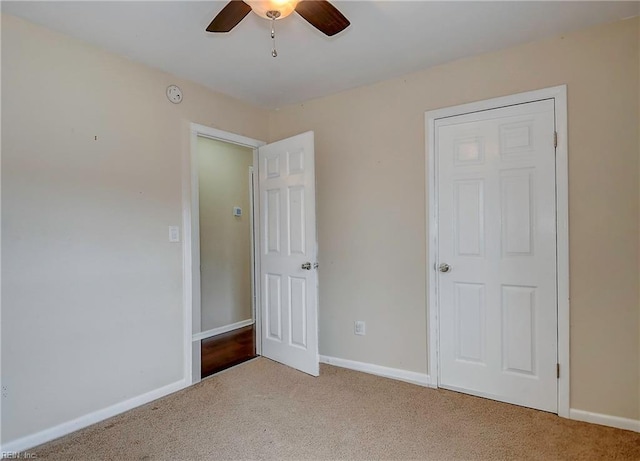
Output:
(233, 207), (242, 217)
(168, 226), (180, 243)
(166, 84), (183, 104)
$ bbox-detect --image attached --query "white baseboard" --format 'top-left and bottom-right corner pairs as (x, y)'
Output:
(320, 355), (433, 388)
(569, 408), (640, 432)
(192, 319), (254, 342)
(1, 379), (186, 454)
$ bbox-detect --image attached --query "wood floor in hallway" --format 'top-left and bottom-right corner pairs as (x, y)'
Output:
(201, 325), (257, 378)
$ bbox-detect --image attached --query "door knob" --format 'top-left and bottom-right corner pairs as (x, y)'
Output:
(438, 263), (451, 273)
(301, 262), (312, 270)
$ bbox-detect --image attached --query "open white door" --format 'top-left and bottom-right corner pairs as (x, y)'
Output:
(258, 131), (319, 376)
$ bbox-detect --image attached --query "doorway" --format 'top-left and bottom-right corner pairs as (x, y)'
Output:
(425, 86), (569, 416)
(196, 136), (257, 378)
(185, 125), (265, 384)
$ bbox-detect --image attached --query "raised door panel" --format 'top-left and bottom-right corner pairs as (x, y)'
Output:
(454, 180), (485, 257)
(287, 148), (305, 175)
(289, 276), (307, 349)
(500, 120), (535, 159)
(265, 189), (281, 255)
(454, 282), (486, 364)
(288, 186), (306, 256)
(502, 285), (536, 376)
(265, 274), (282, 341)
(501, 170), (534, 256)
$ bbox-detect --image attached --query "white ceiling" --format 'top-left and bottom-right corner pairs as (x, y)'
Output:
(3, 1), (638, 109)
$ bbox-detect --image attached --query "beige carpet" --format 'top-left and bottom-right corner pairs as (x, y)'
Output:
(29, 358), (640, 460)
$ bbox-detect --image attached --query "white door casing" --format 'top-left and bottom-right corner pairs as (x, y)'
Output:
(259, 131), (319, 376)
(433, 98), (561, 413)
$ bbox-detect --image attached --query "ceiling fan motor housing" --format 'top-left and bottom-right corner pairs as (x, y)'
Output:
(246, 0), (299, 20)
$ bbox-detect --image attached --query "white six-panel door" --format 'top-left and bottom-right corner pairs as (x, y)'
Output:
(258, 131), (319, 376)
(436, 100), (558, 412)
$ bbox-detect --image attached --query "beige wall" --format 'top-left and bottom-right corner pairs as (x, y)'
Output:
(269, 18), (640, 420)
(3, 9), (640, 447)
(1, 14), (268, 444)
(197, 137), (254, 331)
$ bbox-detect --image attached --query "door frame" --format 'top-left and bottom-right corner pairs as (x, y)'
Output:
(424, 85), (569, 417)
(183, 123), (265, 385)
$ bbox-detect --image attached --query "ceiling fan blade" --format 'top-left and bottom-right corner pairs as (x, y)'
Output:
(295, 0), (350, 37)
(206, 1), (252, 33)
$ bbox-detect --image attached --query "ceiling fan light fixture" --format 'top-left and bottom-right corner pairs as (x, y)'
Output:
(245, 0), (300, 20)
(205, 0), (350, 38)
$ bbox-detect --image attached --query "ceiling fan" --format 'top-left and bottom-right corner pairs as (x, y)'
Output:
(206, 0), (350, 56)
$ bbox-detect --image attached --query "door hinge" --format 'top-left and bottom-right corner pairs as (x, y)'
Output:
(556, 363), (560, 379)
(553, 131), (558, 148)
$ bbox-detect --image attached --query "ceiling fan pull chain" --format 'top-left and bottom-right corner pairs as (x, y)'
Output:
(271, 17), (277, 57)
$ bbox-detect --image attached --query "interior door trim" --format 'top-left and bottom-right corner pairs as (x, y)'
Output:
(184, 123), (266, 386)
(424, 85), (569, 417)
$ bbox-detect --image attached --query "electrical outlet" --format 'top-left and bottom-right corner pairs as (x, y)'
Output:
(354, 321), (366, 336)
(2, 385), (7, 398)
